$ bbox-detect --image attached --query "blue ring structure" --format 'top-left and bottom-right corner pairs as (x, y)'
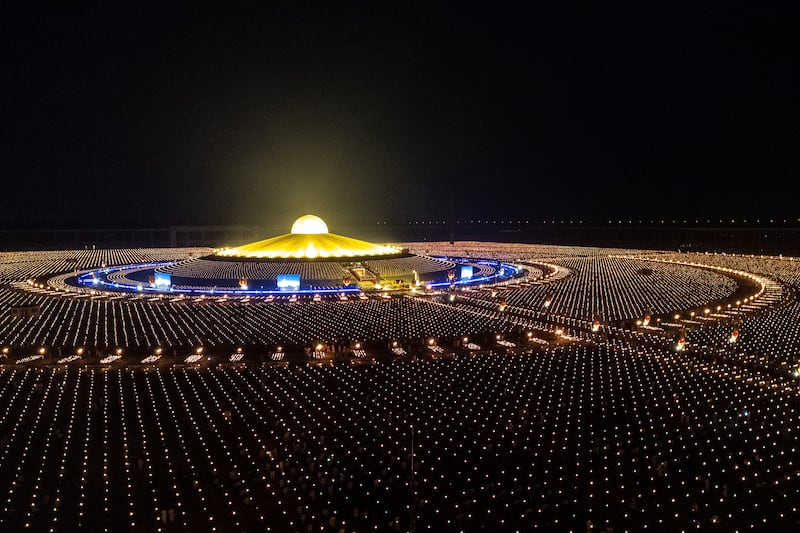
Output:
(70, 257), (522, 296)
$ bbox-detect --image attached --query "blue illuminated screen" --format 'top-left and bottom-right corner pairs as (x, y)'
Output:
(276, 274), (301, 290)
(460, 265), (473, 279)
(154, 272), (172, 287)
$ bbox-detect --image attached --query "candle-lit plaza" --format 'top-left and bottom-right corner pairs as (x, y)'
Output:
(2, 236), (800, 530)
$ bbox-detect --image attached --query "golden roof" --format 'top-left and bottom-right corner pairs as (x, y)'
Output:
(215, 215), (401, 259)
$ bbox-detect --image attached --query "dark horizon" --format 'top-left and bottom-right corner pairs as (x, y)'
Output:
(3, 217), (800, 231)
(2, 3), (798, 229)
(3, 217), (800, 257)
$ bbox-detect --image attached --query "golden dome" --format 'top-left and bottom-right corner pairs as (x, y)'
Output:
(216, 214), (401, 259)
(290, 215), (329, 235)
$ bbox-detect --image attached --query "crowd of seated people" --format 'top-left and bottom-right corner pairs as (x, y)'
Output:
(0, 248), (740, 350)
(363, 256), (455, 279)
(0, 342), (798, 531)
(639, 252), (800, 369)
(0, 291), (519, 349)
(159, 258), (353, 288)
(485, 254), (738, 322)
(0, 248), (206, 284)
(2, 245), (800, 531)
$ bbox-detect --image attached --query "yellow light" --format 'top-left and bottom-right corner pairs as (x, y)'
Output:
(115, 348), (122, 355)
(290, 215), (329, 234)
(216, 214), (401, 259)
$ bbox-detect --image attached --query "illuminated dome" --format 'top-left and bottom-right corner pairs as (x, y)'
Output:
(291, 215), (329, 235)
(216, 214), (402, 259)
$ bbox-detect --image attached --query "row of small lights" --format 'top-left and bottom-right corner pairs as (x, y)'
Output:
(5, 339), (540, 361)
(380, 219), (800, 225)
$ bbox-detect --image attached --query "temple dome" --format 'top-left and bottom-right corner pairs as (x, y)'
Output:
(291, 215), (329, 235)
(215, 214), (401, 259)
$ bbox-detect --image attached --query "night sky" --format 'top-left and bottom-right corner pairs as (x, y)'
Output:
(2, 3), (798, 230)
